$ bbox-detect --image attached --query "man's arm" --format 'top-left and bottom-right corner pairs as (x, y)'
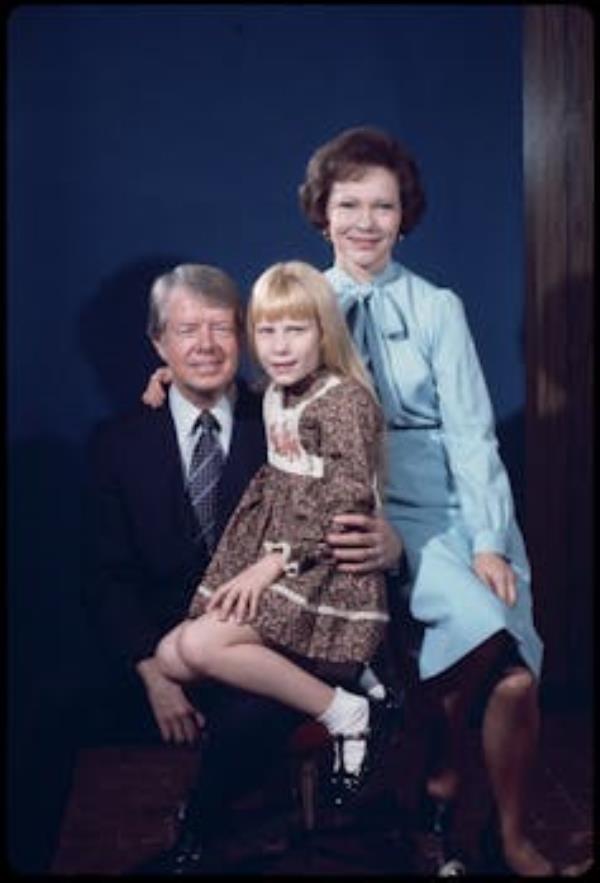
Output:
(136, 657), (205, 744)
(326, 512), (403, 574)
(84, 422), (204, 744)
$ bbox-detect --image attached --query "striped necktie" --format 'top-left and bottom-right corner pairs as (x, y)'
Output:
(188, 410), (224, 552)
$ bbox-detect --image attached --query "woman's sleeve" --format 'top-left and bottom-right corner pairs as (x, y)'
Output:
(430, 290), (516, 557)
(265, 384), (383, 576)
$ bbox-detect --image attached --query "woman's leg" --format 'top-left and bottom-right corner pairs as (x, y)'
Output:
(423, 630), (513, 801)
(482, 668), (553, 875)
(420, 631), (553, 875)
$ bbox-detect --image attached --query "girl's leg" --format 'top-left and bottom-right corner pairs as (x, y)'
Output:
(481, 668), (553, 876)
(176, 612), (334, 715)
(169, 612), (375, 778)
(156, 623), (198, 682)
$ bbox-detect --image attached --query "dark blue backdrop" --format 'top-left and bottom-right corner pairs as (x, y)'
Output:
(7, 5), (524, 687)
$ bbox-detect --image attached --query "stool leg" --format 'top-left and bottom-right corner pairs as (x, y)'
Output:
(299, 758), (318, 832)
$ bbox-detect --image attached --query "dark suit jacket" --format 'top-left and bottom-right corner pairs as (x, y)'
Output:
(84, 381), (266, 672)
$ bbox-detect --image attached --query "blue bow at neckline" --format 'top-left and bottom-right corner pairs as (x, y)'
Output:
(332, 269), (409, 420)
(337, 281), (408, 340)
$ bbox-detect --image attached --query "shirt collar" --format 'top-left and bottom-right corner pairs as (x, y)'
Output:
(326, 260), (403, 295)
(169, 382), (235, 452)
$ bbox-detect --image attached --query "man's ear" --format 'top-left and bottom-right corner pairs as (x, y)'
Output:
(152, 336), (167, 364)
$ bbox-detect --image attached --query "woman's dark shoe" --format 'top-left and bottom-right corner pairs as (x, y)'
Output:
(412, 794), (468, 877)
(329, 698), (396, 809)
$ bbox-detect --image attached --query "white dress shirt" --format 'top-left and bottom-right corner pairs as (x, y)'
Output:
(168, 382), (235, 478)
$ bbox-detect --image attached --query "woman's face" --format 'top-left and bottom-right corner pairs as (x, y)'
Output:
(325, 165), (402, 281)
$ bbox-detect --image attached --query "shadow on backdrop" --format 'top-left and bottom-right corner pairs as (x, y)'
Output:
(8, 255), (189, 873)
(79, 255), (189, 414)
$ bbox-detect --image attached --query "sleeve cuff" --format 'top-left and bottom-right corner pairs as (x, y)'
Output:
(472, 530), (507, 557)
(263, 540), (300, 577)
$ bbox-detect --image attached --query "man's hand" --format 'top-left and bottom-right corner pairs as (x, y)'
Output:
(136, 657), (205, 744)
(326, 512), (403, 574)
(472, 551), (517, 607)
(206, 553), (284, 623)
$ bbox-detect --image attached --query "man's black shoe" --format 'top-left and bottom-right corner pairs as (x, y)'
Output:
(130, 827), (214, 876)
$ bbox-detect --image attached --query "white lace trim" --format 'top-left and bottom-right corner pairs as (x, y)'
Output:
(195, 581), (389, 623)
(263, 375), (341, 477)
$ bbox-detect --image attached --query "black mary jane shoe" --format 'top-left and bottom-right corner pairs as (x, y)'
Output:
(329, 698), (396, 809)
(412, 794), (468, 877)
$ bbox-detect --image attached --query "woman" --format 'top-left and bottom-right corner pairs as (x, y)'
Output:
(297, 125), (552, 876)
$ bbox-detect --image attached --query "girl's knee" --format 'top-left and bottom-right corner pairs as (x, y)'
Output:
(178, 619), (220, 674)
(156, 630), (183, 677)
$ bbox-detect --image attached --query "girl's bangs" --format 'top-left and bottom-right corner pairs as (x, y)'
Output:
(252, 284), (316, 323)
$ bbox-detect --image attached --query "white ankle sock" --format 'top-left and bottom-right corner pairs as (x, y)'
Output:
(359, 665), (387, 700)
(318, 687), (370, 774)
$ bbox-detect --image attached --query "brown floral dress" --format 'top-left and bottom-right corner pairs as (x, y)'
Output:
(188, 369), (389, 664)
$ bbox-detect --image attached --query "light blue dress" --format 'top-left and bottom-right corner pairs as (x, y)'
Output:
(326, 261), (544, 681)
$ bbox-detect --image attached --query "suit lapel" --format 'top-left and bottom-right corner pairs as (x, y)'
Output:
(145, 406), (197, 542)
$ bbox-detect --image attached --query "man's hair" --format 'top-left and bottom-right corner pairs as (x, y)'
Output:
(147, 263), (244, 340)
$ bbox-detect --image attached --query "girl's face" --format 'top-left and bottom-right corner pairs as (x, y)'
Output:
(325, 165), (402, 282)
(254, 315), (321, 387)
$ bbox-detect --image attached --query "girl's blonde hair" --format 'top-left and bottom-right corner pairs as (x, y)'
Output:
(247, 261), (377, 402)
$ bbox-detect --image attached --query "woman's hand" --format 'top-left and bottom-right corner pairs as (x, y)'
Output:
(473, 552), (517, 606)
(142, 366), (173, 408)
(206, 553), (284, 623)
(326, 512), (403, 573)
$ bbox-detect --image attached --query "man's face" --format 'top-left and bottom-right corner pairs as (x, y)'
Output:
(153, 287), (240, 406)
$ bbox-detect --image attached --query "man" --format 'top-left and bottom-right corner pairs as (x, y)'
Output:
(85, 263), (402, 874)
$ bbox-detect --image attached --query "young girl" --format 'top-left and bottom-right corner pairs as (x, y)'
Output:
(154, 260), (395, 805)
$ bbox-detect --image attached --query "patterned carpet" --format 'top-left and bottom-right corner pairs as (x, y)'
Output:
(51, 707), (593, 876)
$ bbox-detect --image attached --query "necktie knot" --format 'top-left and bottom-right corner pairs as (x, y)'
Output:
(194, 410), (220, 435)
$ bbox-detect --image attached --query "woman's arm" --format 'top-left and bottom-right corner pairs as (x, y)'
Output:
(431, 291), (515, 557)
(431, 291), (519, 602)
